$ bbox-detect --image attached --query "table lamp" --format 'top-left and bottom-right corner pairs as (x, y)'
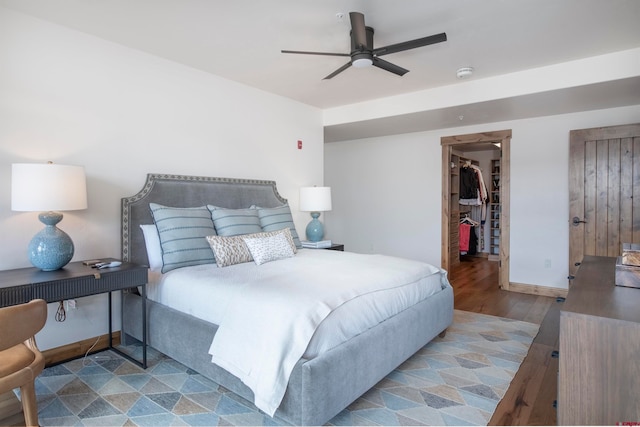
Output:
(299, 186), (332, 242)
(11, 162), (88, 271)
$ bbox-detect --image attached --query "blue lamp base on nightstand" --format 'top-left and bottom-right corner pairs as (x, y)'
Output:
(28, 211), (75, 271)
(305, 212), (325, 242)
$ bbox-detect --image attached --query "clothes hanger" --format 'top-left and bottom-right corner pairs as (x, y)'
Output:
(460, 214), (479, 226)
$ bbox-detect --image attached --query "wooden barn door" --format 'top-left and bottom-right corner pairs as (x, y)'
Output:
(569, 123), (640, 279)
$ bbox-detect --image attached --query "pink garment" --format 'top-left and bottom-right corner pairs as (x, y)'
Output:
(459, 223), (471, 252)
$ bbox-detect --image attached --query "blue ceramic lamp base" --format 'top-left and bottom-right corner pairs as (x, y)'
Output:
(305, 212), (325, 242)
(29, 211), (75, 271)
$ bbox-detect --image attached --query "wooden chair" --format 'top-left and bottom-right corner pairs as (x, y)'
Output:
(0, 300), (47, 427)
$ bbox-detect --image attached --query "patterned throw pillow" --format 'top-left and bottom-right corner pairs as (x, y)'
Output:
(206, 228), (296, 267)
(206, 235), (254, 267)
(149, 203), (216, 273)
(243, 232), (295, 265)
(208, 206), (263, 236)
(255, 204), (302, 249)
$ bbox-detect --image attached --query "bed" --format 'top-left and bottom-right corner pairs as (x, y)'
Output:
(120, 173), (454, 426)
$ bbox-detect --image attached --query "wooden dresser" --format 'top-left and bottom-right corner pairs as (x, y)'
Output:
(558, 256), (640, 425)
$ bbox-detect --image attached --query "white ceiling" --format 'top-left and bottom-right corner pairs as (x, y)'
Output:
(2, 0), (640, 140)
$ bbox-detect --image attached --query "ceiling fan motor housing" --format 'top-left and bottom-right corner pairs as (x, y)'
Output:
(350, 26), (374, 53)
(350, 26), (374, 67)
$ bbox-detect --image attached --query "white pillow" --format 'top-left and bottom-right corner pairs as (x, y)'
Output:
(242, 232), (295, 265)
(140, 224), (163, 271)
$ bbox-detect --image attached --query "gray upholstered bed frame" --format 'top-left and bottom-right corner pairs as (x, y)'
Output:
(120, 173), (454, 426)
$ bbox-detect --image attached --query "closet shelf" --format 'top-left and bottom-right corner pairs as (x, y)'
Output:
(489, 158), (500, 260)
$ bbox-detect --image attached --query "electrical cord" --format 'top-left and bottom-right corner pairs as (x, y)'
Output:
(54, 300), (109, 365)
(55, 301), (66, 322)
(82, 335), (103, 367)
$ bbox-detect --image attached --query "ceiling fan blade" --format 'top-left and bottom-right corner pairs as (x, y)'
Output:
(372, 57), (409, 76)
(349, 12), (368, 49)
(323, 62), (352, 80)
(281, 49), (350, 57)
(373, 32), (447, 56)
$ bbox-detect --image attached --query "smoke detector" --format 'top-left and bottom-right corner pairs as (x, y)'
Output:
(456, 67), (474, 79)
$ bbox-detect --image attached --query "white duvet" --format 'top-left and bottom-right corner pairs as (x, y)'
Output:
(146, 249), (447, 416)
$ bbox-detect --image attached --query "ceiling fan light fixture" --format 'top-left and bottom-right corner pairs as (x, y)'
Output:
(352, 56), (373, 68)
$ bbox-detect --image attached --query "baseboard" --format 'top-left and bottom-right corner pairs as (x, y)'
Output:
(42, 332), (120, 366)
(509, 281), (568, 298)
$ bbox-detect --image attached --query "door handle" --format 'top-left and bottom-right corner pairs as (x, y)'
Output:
(572, 216), (587, 226)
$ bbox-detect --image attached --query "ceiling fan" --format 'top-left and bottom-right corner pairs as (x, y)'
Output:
(281, 12), (447, 80)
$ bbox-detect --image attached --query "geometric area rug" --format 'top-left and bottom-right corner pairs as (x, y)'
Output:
(32, 310), (539, 426)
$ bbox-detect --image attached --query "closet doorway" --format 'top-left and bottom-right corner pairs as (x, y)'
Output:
(441, 130), (511, 290)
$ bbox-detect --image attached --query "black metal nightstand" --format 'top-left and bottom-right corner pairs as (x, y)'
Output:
(0, 259), (148, 368)
(326, 244), (344, 251)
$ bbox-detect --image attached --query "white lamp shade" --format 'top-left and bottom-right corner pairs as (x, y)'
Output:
(299, 187), (332, 212)
(12, 163), (88, 212)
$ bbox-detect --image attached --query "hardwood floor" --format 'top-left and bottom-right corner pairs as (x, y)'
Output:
(449, 256), (559, 426)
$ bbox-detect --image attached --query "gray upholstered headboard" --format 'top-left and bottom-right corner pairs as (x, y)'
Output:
(121, 174), (287, 266)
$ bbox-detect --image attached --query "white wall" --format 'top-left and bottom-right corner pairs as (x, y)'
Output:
(0, 7), (323, 350)
(324, 105), (640, 290)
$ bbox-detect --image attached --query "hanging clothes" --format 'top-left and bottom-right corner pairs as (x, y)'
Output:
(469, 205), (484, 252)
(459, 222), (471, 253)
(459, 163), (488, 208)
(459, 165), (478, 202)
(473, 166), (488, 205)
(459, 161), (489, 253)
(459, 214), (479, 256)
(468, 225), (478, 255)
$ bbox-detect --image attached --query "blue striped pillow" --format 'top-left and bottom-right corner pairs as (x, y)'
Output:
(256, 204), (302, 249)
(149, 203), (216, 273)
(208, 206), (262, 237)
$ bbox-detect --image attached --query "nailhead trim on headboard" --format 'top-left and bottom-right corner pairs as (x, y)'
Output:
(121, 174), (286, 265)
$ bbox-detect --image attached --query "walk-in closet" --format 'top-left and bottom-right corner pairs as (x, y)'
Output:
(450, 146), (500, 265)
(441, 130), (511, 290)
